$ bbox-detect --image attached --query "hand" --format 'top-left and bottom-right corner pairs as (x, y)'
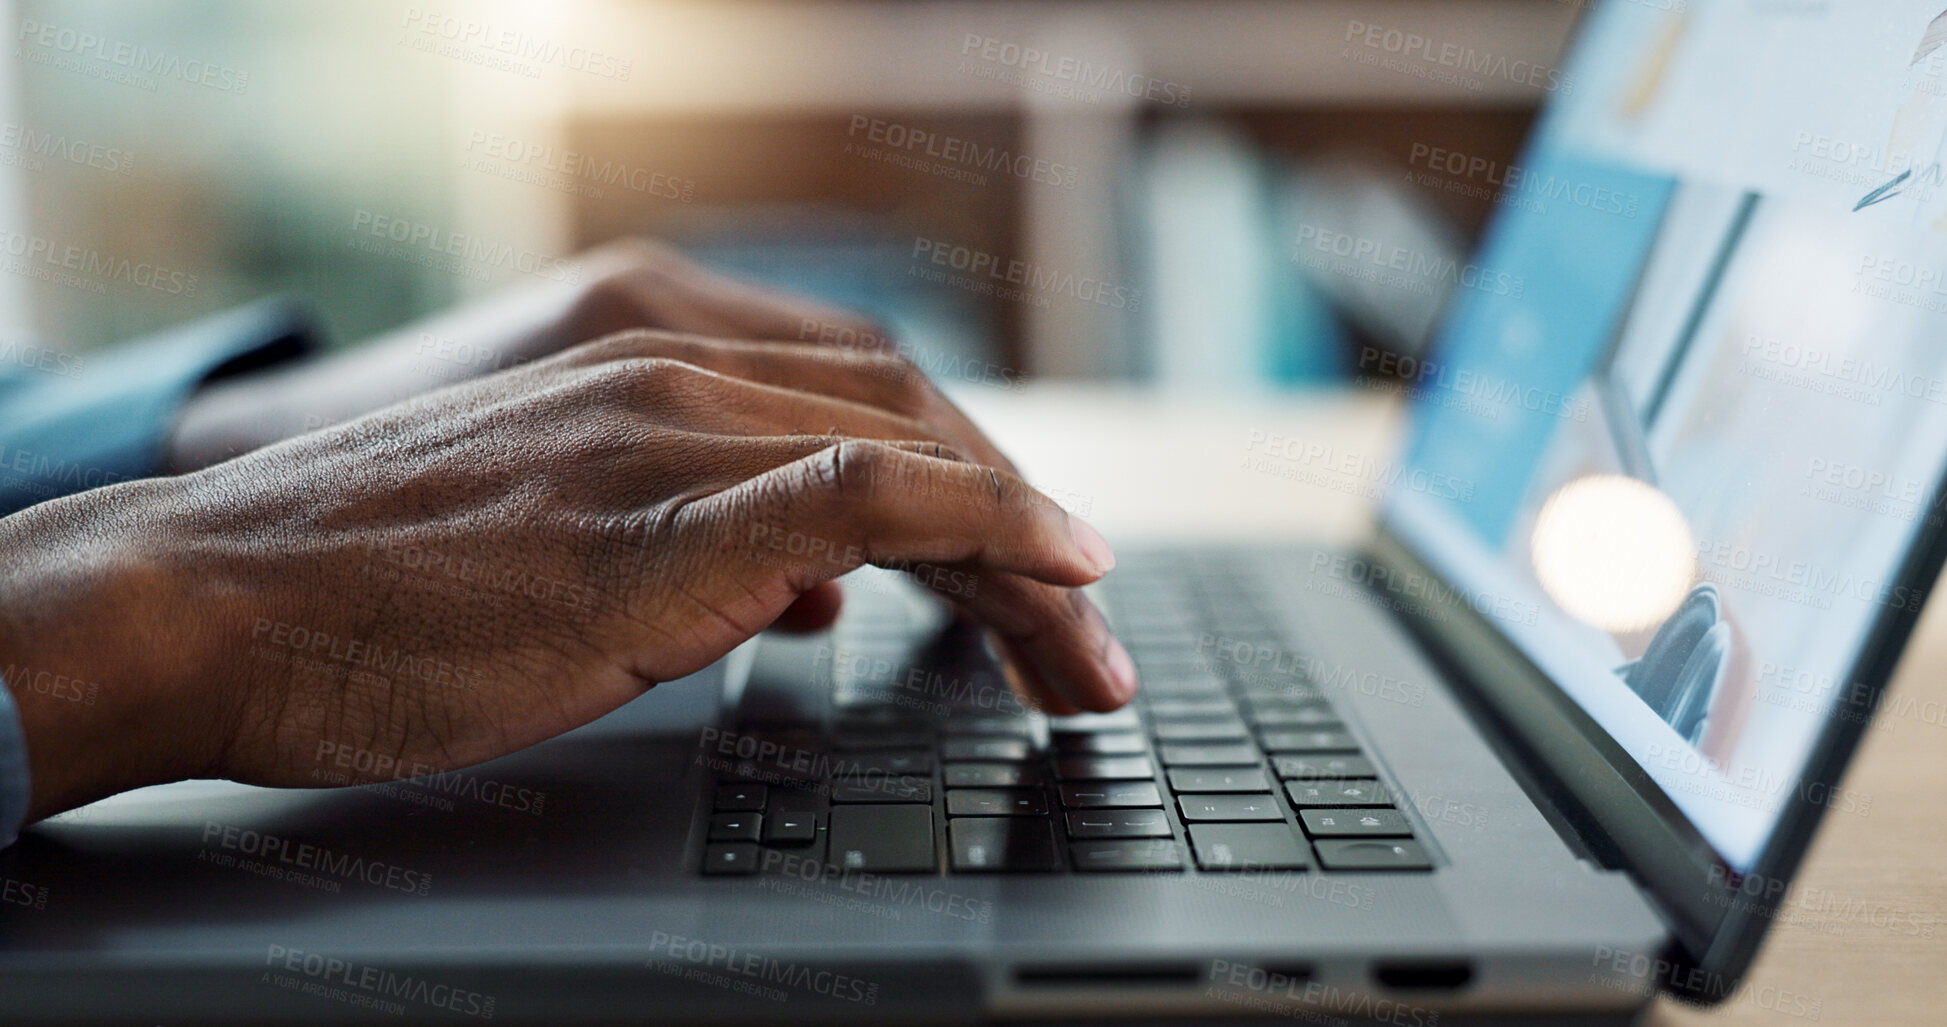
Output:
(0, 331), (1135, 822)
(165, 239), (891, 471)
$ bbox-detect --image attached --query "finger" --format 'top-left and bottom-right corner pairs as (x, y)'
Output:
(685, 438), (1121, 713)
(768, 581), (845, 634)
(576, 240), (891, 349)
(923, 569), (1135, 714)
(562, 331), (1019, 473)
(696, 440), (1114, 598)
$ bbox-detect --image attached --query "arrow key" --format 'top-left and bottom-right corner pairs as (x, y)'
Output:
(1299, 808), (1411, 837)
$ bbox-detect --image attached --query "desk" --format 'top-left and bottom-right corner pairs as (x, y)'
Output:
(957, 384), (1947, 1027)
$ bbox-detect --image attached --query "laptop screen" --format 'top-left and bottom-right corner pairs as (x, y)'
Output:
(1385, 1), (1947, 872)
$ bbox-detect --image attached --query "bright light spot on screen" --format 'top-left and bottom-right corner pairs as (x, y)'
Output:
(1531, 475), (1696, 633)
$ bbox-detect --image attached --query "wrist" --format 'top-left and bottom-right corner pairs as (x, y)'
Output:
(0, 479), (241, 820)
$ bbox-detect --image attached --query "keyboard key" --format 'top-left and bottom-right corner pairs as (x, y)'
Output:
(848, 750), (935, 776)
(1158, 744), (1260, 767)
(1286, 780), (1393, 807)
(1273, 755), (1377, 780)
(1059, 781), (1165, 809)
(827, 805), (936, 873)
(1147, 699), (1234, 718)
(1051, 713), (1137, 736)
(1245, 693), (1327, 712)
(1140, 677), (1229, 698)
(944, 763), (1046, 788)
(1178, 795), (1285, 822)
(1053, 732), (1148, 755)
(951, 818), (1061, 872)
(1249, 708), (1343, 728)
(709, 812), (763, 842)
(940, 716), (1035, 736)
(1153, 720), (1249, 743)
(831, 777), (933, 803)
(1071, 840), (1183, 872)
(1189, 824), (1312, 871)
(714, 784), (767, 812)
(1300, 809), (1412, 838)
(1046, 710), (1142, 732)
(1065, 809), (1172, 839)
(1314, 839), (1433, 871)
(703, 843), (761, 875)
(763, 810), (819, 845)
(941, 738), (1034, 762)
(832, 730), (932, 751)
(947, 789), (1051, 817)
(1055, 756), (1156, 781)
(1168, 768), (1271, 794)
(1260, 730), (1360, 754)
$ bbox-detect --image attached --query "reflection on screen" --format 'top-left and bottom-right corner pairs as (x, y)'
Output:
(1386, 1), (1947, 870)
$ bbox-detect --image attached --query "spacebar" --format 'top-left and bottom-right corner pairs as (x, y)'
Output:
(827, 805), (936, 873)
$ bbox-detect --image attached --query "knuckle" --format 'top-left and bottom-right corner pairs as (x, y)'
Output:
(587, 356), (702, 402)
(818, 439), (898, 500)
(578, 328), (669, 360)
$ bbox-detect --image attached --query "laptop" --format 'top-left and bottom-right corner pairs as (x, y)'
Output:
(3, 2), (1942, 1022)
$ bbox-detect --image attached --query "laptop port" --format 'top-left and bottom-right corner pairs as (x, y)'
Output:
(1373, 960), (1473, 991)
(1013, 964), (1204, 987)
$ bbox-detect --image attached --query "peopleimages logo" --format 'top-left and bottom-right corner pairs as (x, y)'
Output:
(202, 823), (433, 895)
(910, 237), (1140, 311)
(1344, 19), (1573, 94)
(958, 34), (1192, 107)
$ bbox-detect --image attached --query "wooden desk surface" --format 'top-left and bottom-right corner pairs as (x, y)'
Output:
(957, 384), (1947, 1027)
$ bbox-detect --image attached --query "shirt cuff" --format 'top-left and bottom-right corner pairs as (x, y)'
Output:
(0, 296), (322, 518)
(0, 671), (27, 849)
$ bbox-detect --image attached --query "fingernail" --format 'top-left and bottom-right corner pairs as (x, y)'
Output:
(1105, 636), (1138, 703)
(1069, 516), (1117, 574)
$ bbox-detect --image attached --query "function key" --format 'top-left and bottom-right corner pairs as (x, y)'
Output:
(1168, 767), (1271, 794)
(1286, 780), (1392, 807)
(942, 738), (1034, 762)
(950, 818), (1061, 872)
(830, 777), (933, 803)
(1152, 720), (1250, 743)
(1146, 699), (1235, 718)
(1249, 707), (1343, 728)
(713, 783), (767, 812)
(1071, 840), (1183, 872)
(1055, 756), (1157, 781)
(940, 716), (1036, 737)
(848, 750), (935, 776)
(947, 789), (1051, 817)
(1260, 730), (1360, 754)
(1245, 693), (1327, 712)
(709, 812), (763, 842)
(1314, 839), (1433, 871)
(1053, 732), (1149, 755)
(702, 843), (761, 875)
(1178, 795), (1285, 822)
(1059, 781), (1165, 809)
(1046, 710), (1142, 733)
(1274, 755), (1377, 780)
(1188, 824), (1312, 871)
(1299, 809), (1412, 837)
(831, 730), (932, 751)
(945, 763), (1046, 788)
(1065, 809), (1172, 839)
(1158, 744), (1260, 767)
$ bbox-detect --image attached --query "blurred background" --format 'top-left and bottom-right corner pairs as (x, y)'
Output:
(0, 0), (1578, 391)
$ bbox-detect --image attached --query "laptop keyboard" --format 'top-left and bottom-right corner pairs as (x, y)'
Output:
(697, 553), (1434, 876)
